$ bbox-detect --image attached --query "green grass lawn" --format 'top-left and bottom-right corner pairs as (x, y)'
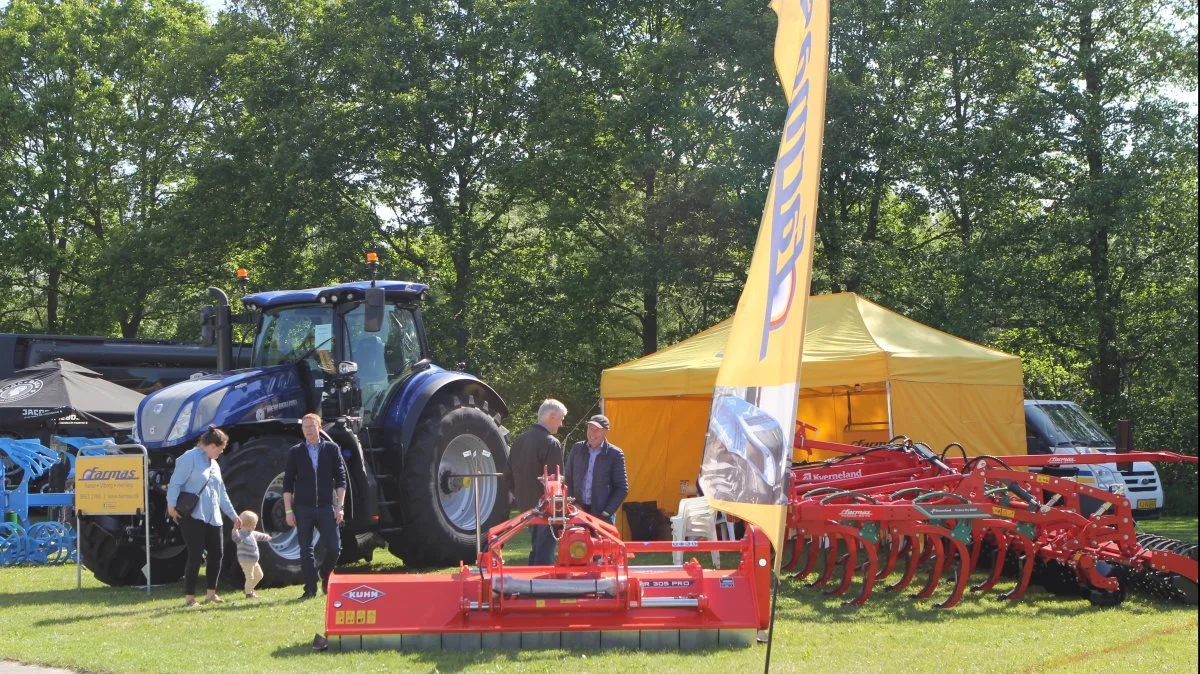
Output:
(1, 517), (1195, 673)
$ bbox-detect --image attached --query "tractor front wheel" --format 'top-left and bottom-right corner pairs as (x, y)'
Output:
(392, 396), (510, 567)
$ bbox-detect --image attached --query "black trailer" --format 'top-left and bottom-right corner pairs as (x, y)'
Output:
(0, 334), (251, 394)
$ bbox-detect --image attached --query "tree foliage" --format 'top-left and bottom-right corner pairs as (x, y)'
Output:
(1, 0), (1194, 470)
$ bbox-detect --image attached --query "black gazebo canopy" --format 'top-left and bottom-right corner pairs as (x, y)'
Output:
(0, 359), (144, 431)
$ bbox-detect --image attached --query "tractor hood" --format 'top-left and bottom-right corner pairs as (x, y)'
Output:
(135, 365), (308, 450)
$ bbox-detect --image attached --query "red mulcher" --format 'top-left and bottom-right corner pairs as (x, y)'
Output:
(324, 470), (772, 651)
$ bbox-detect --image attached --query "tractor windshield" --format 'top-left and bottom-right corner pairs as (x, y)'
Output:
(253, 305), (336, 373)
(342, 304), (423, 419)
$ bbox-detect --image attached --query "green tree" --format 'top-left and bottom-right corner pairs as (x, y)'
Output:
(0, 0), (217, 337)
(523, 0), (781, 360)
(1014, 0), (1197, 427)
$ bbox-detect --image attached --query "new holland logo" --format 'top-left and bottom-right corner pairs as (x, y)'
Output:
(0, 379), (43, 403)
(342, 585), (385, 604)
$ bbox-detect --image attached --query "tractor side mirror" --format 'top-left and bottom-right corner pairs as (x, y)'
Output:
(200, 306), (216, 346)
(364, 287), (385, 332)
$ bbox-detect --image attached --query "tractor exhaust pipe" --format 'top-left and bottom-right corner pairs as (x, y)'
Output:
(207, 287), (233, 372)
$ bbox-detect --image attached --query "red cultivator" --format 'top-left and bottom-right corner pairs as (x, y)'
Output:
(785, 429), (1199, 609)
(324, 470), (772, 651)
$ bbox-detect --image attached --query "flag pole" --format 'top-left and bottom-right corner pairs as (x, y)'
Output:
(763, 570), (781, 673)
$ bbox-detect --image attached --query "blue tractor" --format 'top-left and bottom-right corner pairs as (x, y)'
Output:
(77, 274), (511, 586)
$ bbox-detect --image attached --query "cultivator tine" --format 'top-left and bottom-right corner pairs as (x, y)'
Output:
(915, 533), (936, 568)
(972, 532), (1009, 594)
(968, 530), (985, 571)
(825, 533), (859, 597)
(911, 532), (945, 600)
(781, 534), (802, 572)
(997, 544), (1036, 602)
(844, 536), (880, 607)
(887, 533), (924, 593)
(809, 534), (841, 589)
(877, 532), (904, 580)
(791, 534), (822, 581)
(932, 536), (971, 609)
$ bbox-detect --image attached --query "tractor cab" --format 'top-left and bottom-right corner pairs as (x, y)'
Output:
(243, 281), (429, 424)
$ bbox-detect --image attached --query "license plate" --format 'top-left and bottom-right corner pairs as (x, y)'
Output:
(1136, 499), (1157, 510)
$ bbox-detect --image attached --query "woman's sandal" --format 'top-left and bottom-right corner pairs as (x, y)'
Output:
(182, 598), (198, 608)
(203, 594), (225, 604)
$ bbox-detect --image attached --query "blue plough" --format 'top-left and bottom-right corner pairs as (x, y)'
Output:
(0, 436), (111, 565)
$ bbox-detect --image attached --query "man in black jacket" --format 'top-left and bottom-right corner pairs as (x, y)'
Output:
(283, 412), (347, 599)
(507, 399), (566, 565)
(565, 415), (628, 525)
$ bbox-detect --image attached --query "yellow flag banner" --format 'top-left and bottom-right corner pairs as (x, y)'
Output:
(699, 0), (831, 570)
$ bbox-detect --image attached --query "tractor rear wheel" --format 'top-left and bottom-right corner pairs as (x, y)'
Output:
(390, 395), (510, 567)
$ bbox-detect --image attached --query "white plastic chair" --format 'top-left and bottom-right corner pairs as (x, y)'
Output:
(670, 497), (721, 568)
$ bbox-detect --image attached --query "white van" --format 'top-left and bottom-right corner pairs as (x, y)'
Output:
(1023, 400), (1164, 518)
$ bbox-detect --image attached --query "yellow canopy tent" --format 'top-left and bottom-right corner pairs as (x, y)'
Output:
(601, 292), (1025, 519)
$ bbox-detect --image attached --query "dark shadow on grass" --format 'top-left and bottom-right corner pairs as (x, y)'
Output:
(271, 640), (727, 671)
(774, 574), (1200, 623)
(0, 586), (163, 610)
(270, 639), (319, 659)
(27, 594), (290, 627)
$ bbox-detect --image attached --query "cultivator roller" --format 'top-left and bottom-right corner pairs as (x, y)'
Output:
(325, 470), (771, 651)
(785, 428), (1198, 609)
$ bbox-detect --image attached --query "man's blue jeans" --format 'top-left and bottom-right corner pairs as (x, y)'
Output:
(294, 504), (341, 594)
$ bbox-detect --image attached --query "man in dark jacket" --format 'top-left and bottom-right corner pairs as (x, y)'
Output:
(565, 414), (628, 525)
(283, 412), (348, 599)
(507, 399), (566, 565)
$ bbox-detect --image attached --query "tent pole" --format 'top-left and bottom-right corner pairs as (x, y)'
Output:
(885, 381), (894, 438)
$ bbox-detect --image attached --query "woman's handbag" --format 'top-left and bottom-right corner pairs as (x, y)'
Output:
(175, 468), (213, 518)
(175, 490), (200, 517)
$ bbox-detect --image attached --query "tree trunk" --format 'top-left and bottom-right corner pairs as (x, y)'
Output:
(641, 166), (659, 355)
(120, 302), (146, 339)
(46, 232), (66, 334)
(452, 221), (473, 369)
(1079, 5), (1121, 425)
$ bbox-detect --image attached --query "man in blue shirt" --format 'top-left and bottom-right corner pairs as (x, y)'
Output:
(283, 412), (347, 600)
(565, 415), (628, 525)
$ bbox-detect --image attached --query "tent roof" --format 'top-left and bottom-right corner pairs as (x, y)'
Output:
(601, 293), (1022, 398)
